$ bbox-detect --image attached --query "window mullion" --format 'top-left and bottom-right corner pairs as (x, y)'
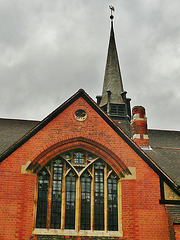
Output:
(118, 179), (122, 232)
(35, 150), (121, 234)
(33, 175), (39, 230)
(61, 162), (66, 230)
(46, 163), (53, 229)
(75, 177), (81, 232)
(91, 165), (95, 231)
(104, 164), (108, 232)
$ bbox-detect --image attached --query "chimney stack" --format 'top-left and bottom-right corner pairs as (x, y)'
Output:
(131, 106), (149, 147)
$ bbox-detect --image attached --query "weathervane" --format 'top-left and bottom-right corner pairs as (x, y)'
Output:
(109, 5), (115, 19)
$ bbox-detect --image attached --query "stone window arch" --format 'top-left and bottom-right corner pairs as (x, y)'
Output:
(33, 148), (124, 237)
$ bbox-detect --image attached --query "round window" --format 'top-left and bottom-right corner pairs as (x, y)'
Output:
(75, 109), (87, 121)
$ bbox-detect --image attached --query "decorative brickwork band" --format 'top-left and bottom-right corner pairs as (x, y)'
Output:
(131, 106), (149, 147)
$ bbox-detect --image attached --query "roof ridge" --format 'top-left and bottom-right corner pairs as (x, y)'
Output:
(149, 129), (180, 133)
(152, 146), (180, 150)
(0, 118), (40, 122)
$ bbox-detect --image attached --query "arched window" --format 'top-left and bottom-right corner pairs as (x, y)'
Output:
(35, 149), (122, 236)
(36, 163), (50, 228)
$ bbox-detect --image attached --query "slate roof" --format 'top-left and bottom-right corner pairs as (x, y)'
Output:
(166, 205), (180, 224)
(0, 118), (39, 155)
(145, 129), (180, 187)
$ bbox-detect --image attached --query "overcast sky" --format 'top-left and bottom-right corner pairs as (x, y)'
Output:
(0, 1), (180, 131)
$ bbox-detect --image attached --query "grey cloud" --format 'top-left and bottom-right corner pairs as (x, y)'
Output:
(0, 0), (179, 131)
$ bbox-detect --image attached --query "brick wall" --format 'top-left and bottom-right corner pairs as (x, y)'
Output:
(174, 225), (180, 240)
(0, 97), (170, 240)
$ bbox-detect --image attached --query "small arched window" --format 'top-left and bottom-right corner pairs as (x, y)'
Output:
(35, 149), (122, 236)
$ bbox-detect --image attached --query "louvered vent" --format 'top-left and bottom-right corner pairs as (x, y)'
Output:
(110, 104), (125, 116)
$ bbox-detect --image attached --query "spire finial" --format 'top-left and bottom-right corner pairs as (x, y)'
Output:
(109, 5), (115, 20)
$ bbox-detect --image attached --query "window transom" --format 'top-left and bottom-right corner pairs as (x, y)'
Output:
(34, 149), (122, 236)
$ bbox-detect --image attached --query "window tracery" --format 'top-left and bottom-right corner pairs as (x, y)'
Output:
(35, 149), (121, 235)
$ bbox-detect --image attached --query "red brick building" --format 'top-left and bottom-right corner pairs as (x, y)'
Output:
(0, 13), (180, 240)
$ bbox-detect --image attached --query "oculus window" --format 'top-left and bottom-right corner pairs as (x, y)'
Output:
(35, 149), (122, 235)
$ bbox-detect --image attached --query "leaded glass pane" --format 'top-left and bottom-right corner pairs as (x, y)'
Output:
(81, 173), (91, 230)
(73, 151), (85, 165)
(64, 152), (71, 160)
(36, 167), (50, 228)
(65, 172), (76, 229)
(87, 153), (96, 161)
(108, 175), (118, 231)
(51, 160), (63, 229)
(94, 161), (104, 230)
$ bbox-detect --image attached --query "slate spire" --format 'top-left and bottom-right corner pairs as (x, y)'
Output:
(99, 16), (124, 107)
(97, 11), (131, 121)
